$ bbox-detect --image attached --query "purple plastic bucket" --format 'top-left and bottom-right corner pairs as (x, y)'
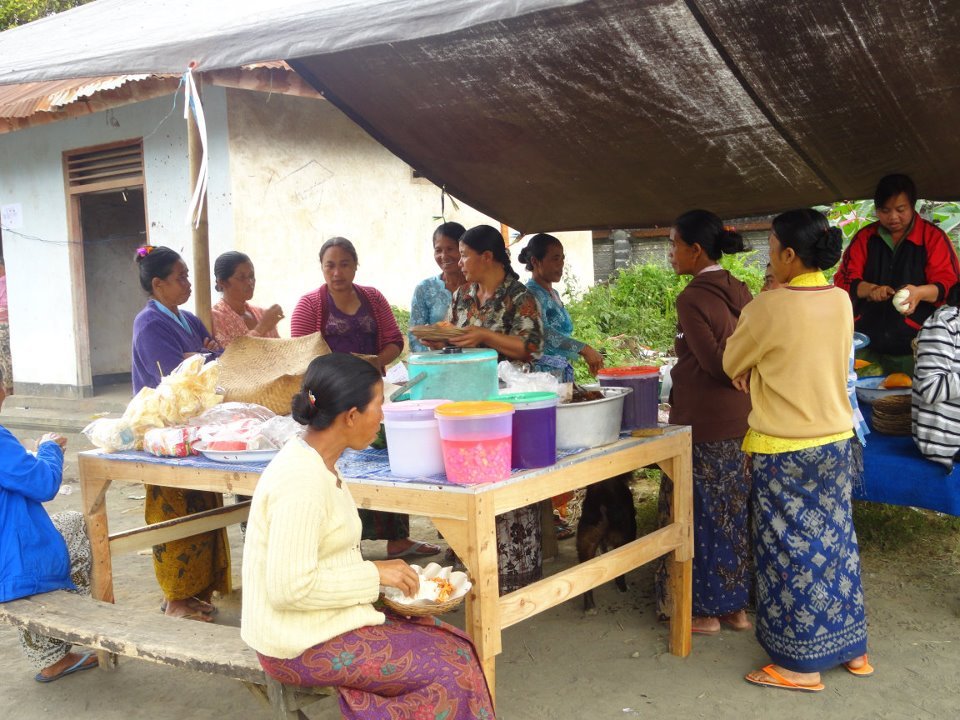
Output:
(597, 366), (660, 430)
(496, 392), (558, 469)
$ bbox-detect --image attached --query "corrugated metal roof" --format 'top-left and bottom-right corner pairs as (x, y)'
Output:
(0, 62), (292, 121)
(0, 74), (161, 118)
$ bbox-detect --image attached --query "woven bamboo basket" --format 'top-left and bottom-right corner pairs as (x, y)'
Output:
(870, 394), (912, 436)
(380, 593), (465, 617)
(217, 333), (331, 415)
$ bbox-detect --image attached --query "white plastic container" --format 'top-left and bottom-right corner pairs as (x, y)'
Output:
(383, 400), (449, 477)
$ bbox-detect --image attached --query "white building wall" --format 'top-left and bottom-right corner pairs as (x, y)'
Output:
(224, 89), (592, 336)
(0, 87), (233, 395)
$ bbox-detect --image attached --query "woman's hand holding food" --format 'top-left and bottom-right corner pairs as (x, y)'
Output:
(580, 345), (605, 376)
(374, 559), (421, 598)
(257, 304), (284, 333)
(37, 433), (67, 451)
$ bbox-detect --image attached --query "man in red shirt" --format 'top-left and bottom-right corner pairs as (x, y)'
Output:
(834, 174), (960, 372)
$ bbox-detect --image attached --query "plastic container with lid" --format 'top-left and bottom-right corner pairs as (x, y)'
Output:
(497, 391), (558, 469)
(597, 366), (660, 429)
(405, 348), (499, 402)
(434, 401), (514, 484)
(381, 399), (449, 477)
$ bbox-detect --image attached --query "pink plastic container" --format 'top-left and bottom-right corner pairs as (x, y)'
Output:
(434, 401), (514, 484)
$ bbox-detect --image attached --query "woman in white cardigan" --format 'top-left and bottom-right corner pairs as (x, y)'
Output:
(241, 353), (494, 719)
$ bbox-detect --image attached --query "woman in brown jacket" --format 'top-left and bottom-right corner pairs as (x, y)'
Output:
(657, 209), (753, 635)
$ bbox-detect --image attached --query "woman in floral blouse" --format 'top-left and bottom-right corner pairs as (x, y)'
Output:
(441, 224), (544, 364)
(442, 224), (545, 594)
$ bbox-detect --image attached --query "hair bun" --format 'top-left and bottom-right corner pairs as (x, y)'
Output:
(718, 228), (746, 255)
(813, 226), (843, 269)
(517, 247), (530, 265)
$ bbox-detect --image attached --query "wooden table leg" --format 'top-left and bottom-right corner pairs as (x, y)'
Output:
(665, 440), (694, 657)
(462, 492), (501, 705)
(79, 457), (118, 669)
(80, 470), (115, 604)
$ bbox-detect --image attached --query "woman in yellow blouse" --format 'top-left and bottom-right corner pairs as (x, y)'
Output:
(723, 209), (871, 692)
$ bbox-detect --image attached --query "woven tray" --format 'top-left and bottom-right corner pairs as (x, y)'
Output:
(218, 333), (330, 414)
(871, 394), (912, 435)
(410, 324), (467, 342)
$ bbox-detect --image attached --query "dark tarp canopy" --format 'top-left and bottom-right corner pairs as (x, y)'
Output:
(1, 0), (958, 231)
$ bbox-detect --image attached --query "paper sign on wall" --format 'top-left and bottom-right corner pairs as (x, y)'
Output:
(1, 203), (23, 229)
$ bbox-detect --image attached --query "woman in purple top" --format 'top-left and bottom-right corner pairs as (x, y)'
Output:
(131, 246), (228, 623)
(131, 246), (221, 392)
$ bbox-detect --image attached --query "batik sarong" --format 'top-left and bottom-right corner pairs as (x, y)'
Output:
(751, 439), (868, 672)
(655, 439), (752, 618)
(146, 486), (230, 601)
(258, 613), (495, 720)
(18, 512), (91, 669)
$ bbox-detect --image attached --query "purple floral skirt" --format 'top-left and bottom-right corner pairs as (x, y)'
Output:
(257, 613), (495, 719)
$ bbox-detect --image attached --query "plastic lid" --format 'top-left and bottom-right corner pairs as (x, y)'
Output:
(496, 392), (559, 408)
(435, 401), (515, 417)
(382, 399), (451, 414)
(408, 348), (498, 364)
(597, 365), (660, 377)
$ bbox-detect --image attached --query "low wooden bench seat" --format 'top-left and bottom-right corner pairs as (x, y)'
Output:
(0, 591), (333, 719)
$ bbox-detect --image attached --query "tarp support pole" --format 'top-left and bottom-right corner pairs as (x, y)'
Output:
(188, 75), (212, 333)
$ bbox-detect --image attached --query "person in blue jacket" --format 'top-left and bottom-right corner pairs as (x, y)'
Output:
(0, 369), (98, 682)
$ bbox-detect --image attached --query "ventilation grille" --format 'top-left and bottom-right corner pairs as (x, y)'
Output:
(65, 140), (144, 194)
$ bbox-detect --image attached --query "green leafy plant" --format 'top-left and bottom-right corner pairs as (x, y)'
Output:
(563, 251), (766, 383)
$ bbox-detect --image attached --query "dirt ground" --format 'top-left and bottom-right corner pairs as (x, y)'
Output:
(1, 428), (959, 720)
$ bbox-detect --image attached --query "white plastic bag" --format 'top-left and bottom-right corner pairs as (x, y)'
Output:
(259, 415), (305, 448)
(82, 418), (137, 453)
(497, 360), (561, 395)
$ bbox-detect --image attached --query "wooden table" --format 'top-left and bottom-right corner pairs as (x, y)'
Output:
(79, 426), (693, 702)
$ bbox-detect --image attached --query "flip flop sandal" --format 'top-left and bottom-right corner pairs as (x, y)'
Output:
(691, 625), (721, 636)
(35, 652), (99, 683)
(845, 654), (875, 677)
(745, 665), (824, 693)
(386, 540), (442, 559)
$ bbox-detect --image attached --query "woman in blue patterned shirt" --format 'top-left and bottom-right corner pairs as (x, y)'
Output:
(520, 234), (604, 381)
(408, 222), (466, 352)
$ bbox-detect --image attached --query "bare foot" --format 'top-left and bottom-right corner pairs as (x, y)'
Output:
(846, 655), (868, 670)
(691, 616), (721, 634)
(39, 652), (97, 679)
(164, 598), (213, 622)
(720, 610), (752, 630)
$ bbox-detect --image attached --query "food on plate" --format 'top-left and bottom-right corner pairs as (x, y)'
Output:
(853, 359), (872, 370)
(880, 372), (912, 389)
(430, 577), (456, 603)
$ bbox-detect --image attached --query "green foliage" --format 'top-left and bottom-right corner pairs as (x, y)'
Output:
(564, 251), (766, 382)
(0, 0), (93, 30)
(391, 305), (411, 361)
(819, 199), (960, 248)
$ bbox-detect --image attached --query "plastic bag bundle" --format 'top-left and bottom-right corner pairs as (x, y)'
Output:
(189, 401), (275, 426)
(121, 355), (222, 440)
(143, 426), (199, 457)
(259, 415), (305, 448)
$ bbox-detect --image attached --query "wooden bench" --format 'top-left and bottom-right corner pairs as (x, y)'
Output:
(0, 591), (333, 719)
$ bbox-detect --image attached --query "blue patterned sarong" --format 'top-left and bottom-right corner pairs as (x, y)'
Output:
(751, 439), (868, 673)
